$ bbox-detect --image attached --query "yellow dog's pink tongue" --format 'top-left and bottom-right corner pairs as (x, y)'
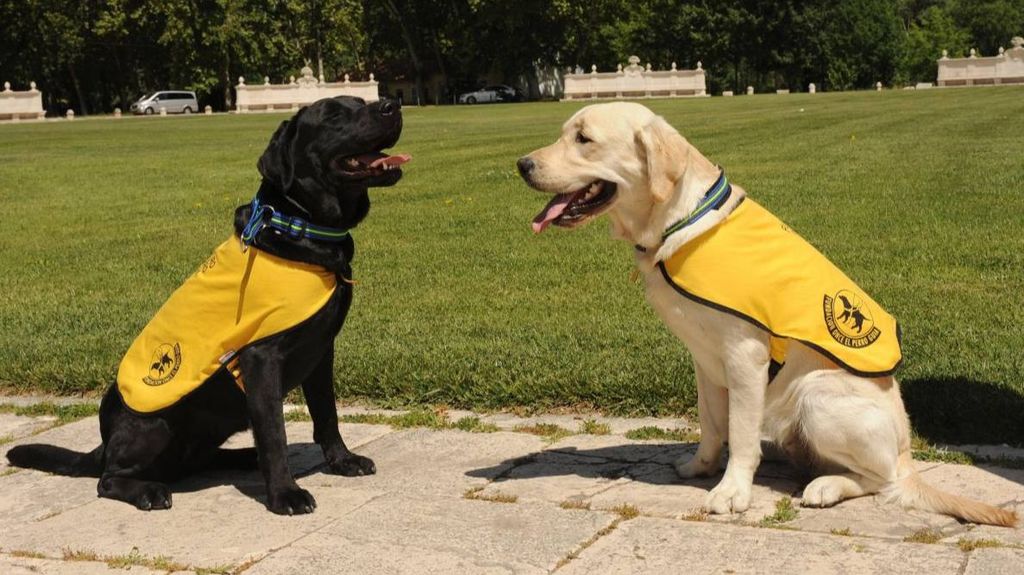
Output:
(532, 191), (581, 233)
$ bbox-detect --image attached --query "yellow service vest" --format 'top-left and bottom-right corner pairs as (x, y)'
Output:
(117, 236), (338, 413)
(659, 199), (902, 377)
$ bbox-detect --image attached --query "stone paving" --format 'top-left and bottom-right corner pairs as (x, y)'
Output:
(1, 405), (1022, 574)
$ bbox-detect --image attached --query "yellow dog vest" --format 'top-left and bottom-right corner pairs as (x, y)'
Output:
(659, 199), (902, 376)
(117, 236), (337, 413)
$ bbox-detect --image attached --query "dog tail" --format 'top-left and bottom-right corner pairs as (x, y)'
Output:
(6, 443), (104, 478)
(886, 452), (1017, 527)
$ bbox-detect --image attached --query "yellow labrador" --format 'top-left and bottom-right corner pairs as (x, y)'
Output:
(517, 101), (1016, 527)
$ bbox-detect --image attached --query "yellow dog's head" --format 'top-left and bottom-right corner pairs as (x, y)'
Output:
(517, 102), (701, 239)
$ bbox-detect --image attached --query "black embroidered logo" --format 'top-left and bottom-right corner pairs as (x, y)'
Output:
(143, 343), (182, 386)
(823, 290), (881, 348)
(199, 253), (217, 273)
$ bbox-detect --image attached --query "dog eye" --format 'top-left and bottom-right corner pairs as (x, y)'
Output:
(576, 132), (592, 145)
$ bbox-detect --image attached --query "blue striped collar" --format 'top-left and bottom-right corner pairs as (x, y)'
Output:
(636, 170), (733, 253)
(240, 196), (349, 248)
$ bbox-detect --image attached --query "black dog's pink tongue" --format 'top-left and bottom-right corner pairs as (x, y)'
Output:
(368, 153), (412, 168)
(532, 191), (582, 234)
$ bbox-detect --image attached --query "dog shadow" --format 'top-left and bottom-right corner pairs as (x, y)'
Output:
(466, 442), (806, 492)
(903, 376), (1024, 486)
(173, 442), (331, 504)
(902, 376), (1024, 446)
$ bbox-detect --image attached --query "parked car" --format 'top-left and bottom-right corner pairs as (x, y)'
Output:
(457, 85), (522, 104)
(130, 91), (199, 115)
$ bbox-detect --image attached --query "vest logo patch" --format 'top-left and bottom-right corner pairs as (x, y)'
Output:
(823, 290), (881, 349)
(199, 253), (217, 273)
(143, 342), (182, 386)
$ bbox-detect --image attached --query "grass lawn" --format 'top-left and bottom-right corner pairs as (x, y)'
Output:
(0, 88), (1022, 443)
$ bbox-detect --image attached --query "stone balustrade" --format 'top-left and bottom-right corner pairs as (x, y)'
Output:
(236, 65), (380, 113)
(563, 56), (707, 101)
(0, 81), (45, 120)
(937, 37), (1024, 87)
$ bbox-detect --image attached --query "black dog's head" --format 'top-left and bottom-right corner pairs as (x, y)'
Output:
(257, 96), (409, 229)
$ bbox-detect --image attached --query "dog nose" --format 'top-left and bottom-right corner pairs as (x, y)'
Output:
(379, 99), (398, 116)
(517, 157), (535, 179)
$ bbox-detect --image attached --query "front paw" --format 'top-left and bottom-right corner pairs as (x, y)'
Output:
(675, 453), (721, 479)
(327, 453), (376, 477)
(267, 486), (317, 515)
(134, 483), (173, 511)
(704, 476), (752, 514)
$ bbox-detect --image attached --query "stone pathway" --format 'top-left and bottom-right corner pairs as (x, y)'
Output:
(1, 404), (1022, 574)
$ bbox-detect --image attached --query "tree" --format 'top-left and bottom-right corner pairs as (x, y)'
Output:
(899, 5), (970, 84)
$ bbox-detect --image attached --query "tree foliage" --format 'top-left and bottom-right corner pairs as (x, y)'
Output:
(0, 0), (1018, 114)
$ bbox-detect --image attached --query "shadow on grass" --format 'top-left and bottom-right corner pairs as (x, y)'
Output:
(902, 377), (1024, 446)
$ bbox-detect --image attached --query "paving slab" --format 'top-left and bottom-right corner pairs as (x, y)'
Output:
(918, 463), (1024, 506)
(478, 449), (635, 504)
(2, 482), (384, 568)
(963, 547), (1024, 575)
(2, 404), (1023, 575)
(1, 418), (98, 473)
(246, 495), (616, 575)
(0, 470), (103, 538)
(559, 516), (969, 575)
(348, 428), (546, 496)
(0, 413), (56, 441)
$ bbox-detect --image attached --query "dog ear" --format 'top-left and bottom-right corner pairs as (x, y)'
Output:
(635, 117), (683, 204)
(257, 118), (297, 190)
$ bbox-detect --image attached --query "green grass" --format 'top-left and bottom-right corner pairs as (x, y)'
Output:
(1, 89), (1023, 443)
(624, 426), (701, 442)
(903, 528), (944, 544)
(578, 419), (611, 435)
(0, 402), (99, 423)
(760, 497), (800, 528)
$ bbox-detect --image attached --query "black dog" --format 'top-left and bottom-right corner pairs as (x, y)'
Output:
(8, 96), (408, 515)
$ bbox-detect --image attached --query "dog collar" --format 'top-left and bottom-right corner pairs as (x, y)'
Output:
(635, 169), (733, 253)
(240, 196), (350, 248)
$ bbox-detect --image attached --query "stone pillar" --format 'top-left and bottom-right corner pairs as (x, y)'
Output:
(808, 83), (816, 94)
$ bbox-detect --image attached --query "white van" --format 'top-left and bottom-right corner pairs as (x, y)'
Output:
(130, 91), (199, 115)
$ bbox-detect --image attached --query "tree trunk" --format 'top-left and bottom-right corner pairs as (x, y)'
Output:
(222, 50), (233, 111)
(383, 0), (424, 105)
(67, 62), (88, 115)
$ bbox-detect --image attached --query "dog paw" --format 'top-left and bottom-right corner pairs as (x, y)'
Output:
(801, 476), (845, 508)
(134, 483), (172, 511)
(327, 454), (377, 477)
(267, 487), (317, 515)
(674, 454), (720, 479)
(703, 477), (752, 514)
